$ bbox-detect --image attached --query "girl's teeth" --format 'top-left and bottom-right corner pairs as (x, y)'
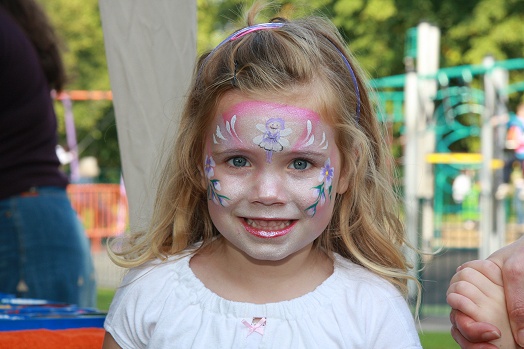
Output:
(246, 219), (291, 230)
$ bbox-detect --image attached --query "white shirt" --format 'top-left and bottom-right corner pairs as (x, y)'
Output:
(452, 173), (472, 203)
(105, 252), (422, 349)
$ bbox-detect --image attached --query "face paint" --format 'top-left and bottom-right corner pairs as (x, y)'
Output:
(306, 158), (335, 217)
(204, 92), (348, 261)
(205, 155), (230, 207)
(252, 118), (292, 163)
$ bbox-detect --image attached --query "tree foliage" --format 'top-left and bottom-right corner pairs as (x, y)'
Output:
(38, 0), (117, 181)
(41, 0), (524, 181)
(197, 0), (524, 78)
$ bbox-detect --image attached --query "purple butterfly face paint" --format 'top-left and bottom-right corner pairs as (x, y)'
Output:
(203, 91), (349, 261)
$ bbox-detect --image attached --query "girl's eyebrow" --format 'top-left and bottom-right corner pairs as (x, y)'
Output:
(211, 147), (257, 157)
(288, 149), (327, 158)
(212, 146), (328, 158)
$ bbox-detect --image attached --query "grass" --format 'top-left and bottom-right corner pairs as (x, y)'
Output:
(419, 332), (460, 349)
(96, 288), (459, 347)
(97, 288), (116, 311)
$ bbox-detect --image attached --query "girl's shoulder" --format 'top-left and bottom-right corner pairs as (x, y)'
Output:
(107, 251), (197, 314)
(104, 250), (211, 347)
(123, 251), (193, 283)
(124, 251), (198, 294)
(331, 254), (419, 344)
(332, 254), (403, 298)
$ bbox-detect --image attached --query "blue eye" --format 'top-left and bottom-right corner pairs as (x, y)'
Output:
(228, 156), (250, 167)
(289, 159), (310, 170)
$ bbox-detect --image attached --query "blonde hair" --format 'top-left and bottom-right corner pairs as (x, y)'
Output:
(109, 3), (420, 300)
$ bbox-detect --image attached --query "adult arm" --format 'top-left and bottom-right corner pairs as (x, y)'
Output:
(449, 310), (500, 349)
(490, 236), (524, 346)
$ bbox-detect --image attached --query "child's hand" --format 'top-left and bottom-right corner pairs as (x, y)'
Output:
(447, 259), (519, 349)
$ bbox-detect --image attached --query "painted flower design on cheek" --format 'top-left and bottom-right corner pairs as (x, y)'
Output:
(252, 118), (293, 163)
(204, 156), (215, 178)
(305, 158), (334, 217)
(319, 160), (334, 186)
(204, 155), (230, 207)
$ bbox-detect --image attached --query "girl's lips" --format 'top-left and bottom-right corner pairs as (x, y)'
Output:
(242, 218), (296, 238)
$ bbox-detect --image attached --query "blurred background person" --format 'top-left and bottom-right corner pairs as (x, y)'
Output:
(510, 161), (524, 236)
(497, 102), (524, 199)
(0, 0), (96, 307)
(77, 156), (101, 184)
(452, 169), (479, 230)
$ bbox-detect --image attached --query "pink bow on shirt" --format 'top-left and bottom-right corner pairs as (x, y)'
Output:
(242, 317), (266, 336)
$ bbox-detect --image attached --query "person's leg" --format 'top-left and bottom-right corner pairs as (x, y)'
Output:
(10, 187), (96, 307)
(513, 187), (524, 236)
(498, 152), (517, 199)
(0, 198), (23, 296)
(504, 152), (518, 182)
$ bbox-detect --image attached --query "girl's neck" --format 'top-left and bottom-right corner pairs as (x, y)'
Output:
(190, 238), (333, 304)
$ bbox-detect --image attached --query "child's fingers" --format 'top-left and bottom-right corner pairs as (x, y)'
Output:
(448, 269), (505, 324)
(449, 264), (516, 349)
(446, 281), (482, 319)
(450, 265), (504, 302)
(457, 259), (503, 287)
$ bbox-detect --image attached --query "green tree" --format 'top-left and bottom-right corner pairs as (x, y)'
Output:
(41, 0), (524, 181)
(40, 0), (109, 90)
(198, 0), (524, 77)
(38, 0), (119, 182)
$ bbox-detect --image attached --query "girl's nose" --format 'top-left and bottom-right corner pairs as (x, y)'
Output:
(250, 170), (286, 206)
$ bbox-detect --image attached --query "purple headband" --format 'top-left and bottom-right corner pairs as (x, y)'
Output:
(205, 22), (361, 122)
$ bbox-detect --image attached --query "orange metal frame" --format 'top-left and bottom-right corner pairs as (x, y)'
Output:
(67, 184), (128, 252)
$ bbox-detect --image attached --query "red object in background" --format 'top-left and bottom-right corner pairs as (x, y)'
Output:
(0, 328), (105, 349)
(67, 184), (128, 252)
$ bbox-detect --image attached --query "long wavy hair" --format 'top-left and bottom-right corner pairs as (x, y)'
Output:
(109, 2), (420, 299)
(0, 0), (66, 91)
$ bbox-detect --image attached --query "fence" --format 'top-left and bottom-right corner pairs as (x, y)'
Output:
(67, 184), (128, 252)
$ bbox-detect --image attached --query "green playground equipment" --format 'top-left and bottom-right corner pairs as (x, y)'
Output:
(373, 58), (524, 246)
(368, 24), (524, 310)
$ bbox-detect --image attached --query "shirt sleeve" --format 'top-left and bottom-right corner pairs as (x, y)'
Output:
(104, 265), (166, 349)
(361, 283), (422, 348)
(335, 260), (422, 349)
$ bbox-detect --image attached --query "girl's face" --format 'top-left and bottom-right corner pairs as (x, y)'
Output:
(204, 91), (349, 261)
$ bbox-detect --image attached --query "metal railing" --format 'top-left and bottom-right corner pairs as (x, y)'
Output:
(67, 184), (128, 251)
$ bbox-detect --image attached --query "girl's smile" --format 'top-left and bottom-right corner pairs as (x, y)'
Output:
(242, 218), (296, 238)
(204, 90), (349, 261)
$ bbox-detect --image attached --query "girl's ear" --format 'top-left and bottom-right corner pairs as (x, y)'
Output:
(336, 152), (353, 194)
(336, 165), (350, 194)
(198, 164), (207, 191)
(199, 143), (209, 191)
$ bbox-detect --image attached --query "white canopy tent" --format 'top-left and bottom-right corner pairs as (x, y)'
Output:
(98, 0), (197, 232)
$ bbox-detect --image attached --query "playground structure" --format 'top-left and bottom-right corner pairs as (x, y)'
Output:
(54, 91), (129, 253)
(372, 22), (524, 312)
(67, 183), (127, 252)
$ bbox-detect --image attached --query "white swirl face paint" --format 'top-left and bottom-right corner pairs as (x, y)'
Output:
(204, 91), (349, 261)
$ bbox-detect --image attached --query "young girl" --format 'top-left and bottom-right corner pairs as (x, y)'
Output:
(447, 259), (519, 349)
(103, 3), (422, 348)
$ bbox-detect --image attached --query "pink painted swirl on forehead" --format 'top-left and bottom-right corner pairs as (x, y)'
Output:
(222, 100), (321, 123)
